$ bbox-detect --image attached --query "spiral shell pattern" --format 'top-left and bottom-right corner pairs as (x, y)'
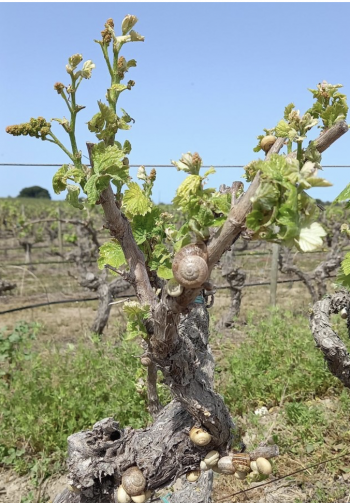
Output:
(172, 244), (208, 289)
(122, 467), (146, 496)
(231, 453), (251, 473)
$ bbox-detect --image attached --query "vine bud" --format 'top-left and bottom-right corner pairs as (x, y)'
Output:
(68, 54), (83, 69)
(54, 82), (65, 94)
(122, 15), (138, 35)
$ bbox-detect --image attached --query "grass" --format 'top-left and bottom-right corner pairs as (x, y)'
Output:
(215, 309), (345, 416)
(0, 323), (155, 475)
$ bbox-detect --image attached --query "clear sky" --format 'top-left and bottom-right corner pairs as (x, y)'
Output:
(1, 2), (349, 203)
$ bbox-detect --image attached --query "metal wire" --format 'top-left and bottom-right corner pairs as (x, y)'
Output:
(1, 163), (350, 168)
(0, 275), (337, 315)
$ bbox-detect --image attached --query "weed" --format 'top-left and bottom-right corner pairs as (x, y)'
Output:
(0, 324), (152, 475)
(217, 309), (342, 416)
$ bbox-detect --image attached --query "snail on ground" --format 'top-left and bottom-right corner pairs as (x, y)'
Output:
(231, 453), (251, 473)
(256, 457), (272, 475)
(186, 470), (201, 482)
(250, 460), (258, 473)
(189, 426), (212, 446)
(217, 456), (235, 474)
(172, 243), (209, 289)
(122, 467), (146, 497)
(260, 135), (277, 153)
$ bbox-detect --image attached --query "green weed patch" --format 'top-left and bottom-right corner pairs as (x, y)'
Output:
(217, 309), (344, 415)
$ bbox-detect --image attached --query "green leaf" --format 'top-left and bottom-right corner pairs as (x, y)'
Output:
(52, 164), (84, 194)
(173, 175), (202, 208)
(123, 140), (132, 155)
(84, 174), (99, 204)
(275, 120), (291, 137)
(295, 222), (326, 252)
(335, 268), (350, 291)
(284, 103), (295, 120)
(334, 184), (350, 203)
(157, 264), (174, 279)
(66, 184), (83, 209)
(126, 59), (137, 69)
(123, 182), (152, 216)
(98, 240), (126, 270)
(123, 301), (150, 319)
(203, 167), (216, 178)
(110, 84), (128, 93)
(53, 165), (69, 194)
(92, 143), (128, 183)
(342, 252), (350, 276)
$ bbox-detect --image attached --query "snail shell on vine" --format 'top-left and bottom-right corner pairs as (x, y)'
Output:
(200, 460), (210, 471)
(172, 243), (209, 289)
(186, 470), (201, 482)
(116, 485), (132, 503)
(217, 456), (235, 474)
(166, 278), (184, 297)
(189, 427), (212, 446)
(140, 356), (152, 367)
(122, 467), (146, 496)
(231, 453), (251, 473)
(260, 135), (277, 153)
(203, 450), (220, 467)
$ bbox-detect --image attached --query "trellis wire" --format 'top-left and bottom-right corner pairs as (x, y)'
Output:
(1, 163), (350, 168)
(0, 275), (337, 316)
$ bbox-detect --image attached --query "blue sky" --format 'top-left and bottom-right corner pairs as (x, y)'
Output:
(1, 2), (349, 203)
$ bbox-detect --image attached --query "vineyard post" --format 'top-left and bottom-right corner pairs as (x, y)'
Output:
(270, 243), (279, 306)
(57, 207), (64, 257)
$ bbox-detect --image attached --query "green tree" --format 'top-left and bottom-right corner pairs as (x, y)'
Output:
(6, 15), (349, 503)
(17, 186), (51, 199)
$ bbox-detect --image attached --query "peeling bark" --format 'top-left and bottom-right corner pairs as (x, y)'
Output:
(309, 290), (350, 388)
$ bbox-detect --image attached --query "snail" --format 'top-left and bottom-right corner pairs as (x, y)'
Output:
(189, 427), (212, 446)
(200, 460), (210, 471)
(217, 456), (235, 474)
(256, 457), (272, 475)
(186, 470), (201, 482)
(122, 467), (146, 497)
(140, 356), (152, 367)
(172, 243), (209, 289)
(231, 453), (251, 473)
(116, 485), (132, 503)
(250, 460), (258, 473)
(234, 471), (247, 480)
(260, 135), (277, 153)
(203, 450), (220, 467)
(131, 494), (146, 503)
(166, 278), (184, 297)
